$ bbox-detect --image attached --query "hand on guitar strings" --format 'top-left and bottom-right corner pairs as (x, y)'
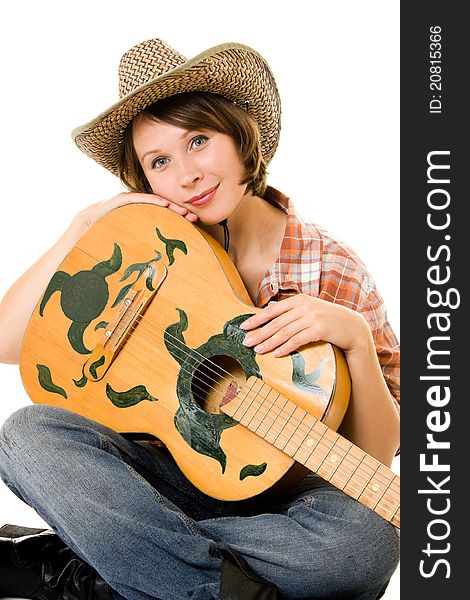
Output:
(240, 294), (371, 358)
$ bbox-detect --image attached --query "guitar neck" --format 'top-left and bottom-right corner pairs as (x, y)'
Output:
(221, 376), (400, 528)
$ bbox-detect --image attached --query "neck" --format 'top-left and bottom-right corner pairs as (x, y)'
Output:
(199, 192), (286, 268)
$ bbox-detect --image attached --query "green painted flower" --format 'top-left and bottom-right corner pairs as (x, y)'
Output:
(164, 310), (260, 473)
(291, 353), (329, 400)
(40, 244), (122, 354)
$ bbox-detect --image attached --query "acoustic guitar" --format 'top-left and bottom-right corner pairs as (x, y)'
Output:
(19, 204), (400, 528)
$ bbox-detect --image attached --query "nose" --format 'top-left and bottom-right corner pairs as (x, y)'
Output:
(178, 156), (203, 187)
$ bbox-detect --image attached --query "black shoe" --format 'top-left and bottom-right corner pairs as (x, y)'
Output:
(0, 524), (113, 599)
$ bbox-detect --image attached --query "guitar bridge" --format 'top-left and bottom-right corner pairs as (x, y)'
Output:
(84, 262), (167, 381)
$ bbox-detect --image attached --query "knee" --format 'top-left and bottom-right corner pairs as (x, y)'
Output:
(321, 509), (400, 594)
(0, 404), (73, 453)
(286, 495), (400, 596)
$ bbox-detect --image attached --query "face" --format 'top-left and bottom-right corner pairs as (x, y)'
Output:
(132, 117), (250, 225)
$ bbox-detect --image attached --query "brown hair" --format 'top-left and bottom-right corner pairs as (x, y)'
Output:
(117, 92), (267, 196)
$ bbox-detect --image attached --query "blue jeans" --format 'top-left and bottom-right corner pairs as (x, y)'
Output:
(0, 405), (399, 599)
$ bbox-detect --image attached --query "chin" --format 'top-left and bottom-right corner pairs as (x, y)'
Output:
(197, 211), (230, 227)
(201, 218), (227, 227)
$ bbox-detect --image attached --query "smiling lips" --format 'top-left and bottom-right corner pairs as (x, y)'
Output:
(187, 185), (219, 206)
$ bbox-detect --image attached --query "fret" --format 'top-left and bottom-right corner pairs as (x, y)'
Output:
(230, 378), (258, 419)
(292, 422), (318, 464)
(252, 389), (281, 436)
(289, 414), (317, 457)
(373, 490), (400, 523)
(262, 398), (290, 444)
(370, 470), (400, 520)
(314, 432), (340, 472)
(352, 464), (380, 503)
(331, 450), (392, 508)
(279, 406), (307, 452)
(326, 438), (362, 488)
(333, 446), (369, 499)
(371, 468), (395, 510)
(292, 422), (324, 465)
(301, 421), (329, 468)
(356, 459), (381, 501)
(313, 433), (353, 484)
(220, 377), (400, 527)
(247, 385), (274, 429)
(270, 403), (297, 446)
(238, 383), (267, 427)
(390, 503), (400, 527)
(302, 425), (337, 473)
(328, 440), (353, 481)
(363, 457), (398, 502)
(343, 446), (376, 500)
(298, 429), (398, 517)
(341, 446), (366, 493)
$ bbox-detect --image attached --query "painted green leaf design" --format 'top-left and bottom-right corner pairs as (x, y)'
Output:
(114, 250), (162, 308)
(73, 364), (88, 388)
(94, 321), (108, 331)
(166, 312), (260, 472)
(120, 261), (149, 282)
(60, 271), (109, 323)
(67, 321), (92, 355)
(40, 245), (121, 358)
(146, 265), (155, 291)
(111, 283), (133, 308)
(89, 355), (106, 379)
(106, 383), (158, 408)
(156, 228), (187, 266)
(291, 353), (329, 400)
(39, 271), (71, 316)
(240, 462), (267, 480)
(37, 364), (67, 399)
(92, 243), (122, 278)
(73, 373), (88, 387)
(164, 308), (189, 365)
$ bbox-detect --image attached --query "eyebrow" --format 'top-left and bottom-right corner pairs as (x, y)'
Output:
(140, 129), (196, 161)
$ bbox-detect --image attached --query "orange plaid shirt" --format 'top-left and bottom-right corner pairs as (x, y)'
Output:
(256, 186), (400, 408)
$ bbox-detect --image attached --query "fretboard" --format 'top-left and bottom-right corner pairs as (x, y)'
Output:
(221, 376), (400, 528)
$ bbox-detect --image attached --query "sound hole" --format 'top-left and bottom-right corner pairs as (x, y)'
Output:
(192, 355), (246, 414)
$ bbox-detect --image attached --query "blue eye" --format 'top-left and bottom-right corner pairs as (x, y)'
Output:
(152, 157), (169, 169)
(191, 135), (208, 149)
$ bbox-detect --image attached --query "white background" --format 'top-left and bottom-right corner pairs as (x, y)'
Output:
(0, 1), (400, 598)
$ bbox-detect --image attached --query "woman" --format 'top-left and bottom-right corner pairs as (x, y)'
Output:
(0, 38), (399, 599)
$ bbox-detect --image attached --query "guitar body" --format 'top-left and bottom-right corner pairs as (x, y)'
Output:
(20, 204), (350, 502)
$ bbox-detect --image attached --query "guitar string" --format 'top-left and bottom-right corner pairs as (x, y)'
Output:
(106, 303), (246, 384)
(98, 304), (400, 503)
(95, 337), (400, 511)
(134, 345), (400, 512)
(92, 305), (399, 506)
(89, 305), (400, 504)
(57, 239), (400, 513)
(54, 248), (398, 508)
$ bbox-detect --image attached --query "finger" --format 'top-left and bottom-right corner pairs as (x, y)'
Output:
(242, 309), (305, 347)
(149, 197), (170, 207)
(166, 202), (190, 216)
(272, 331), (313, 357)
(240, 300), (291, 330)
(138, 195), (198, 221)
(253, 320), (310, 354)
(104, 194), (167, 210)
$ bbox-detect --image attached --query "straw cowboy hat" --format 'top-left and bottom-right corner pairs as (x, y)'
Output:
(72, 38), (282, 176)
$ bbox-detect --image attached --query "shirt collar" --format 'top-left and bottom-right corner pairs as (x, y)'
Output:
(256, 186), (321, 306)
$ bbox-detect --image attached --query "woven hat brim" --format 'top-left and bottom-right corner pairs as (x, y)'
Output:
(72, 42), (281, 175)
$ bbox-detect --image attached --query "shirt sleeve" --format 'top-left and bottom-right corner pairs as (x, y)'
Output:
(316, 235), (400, 411)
